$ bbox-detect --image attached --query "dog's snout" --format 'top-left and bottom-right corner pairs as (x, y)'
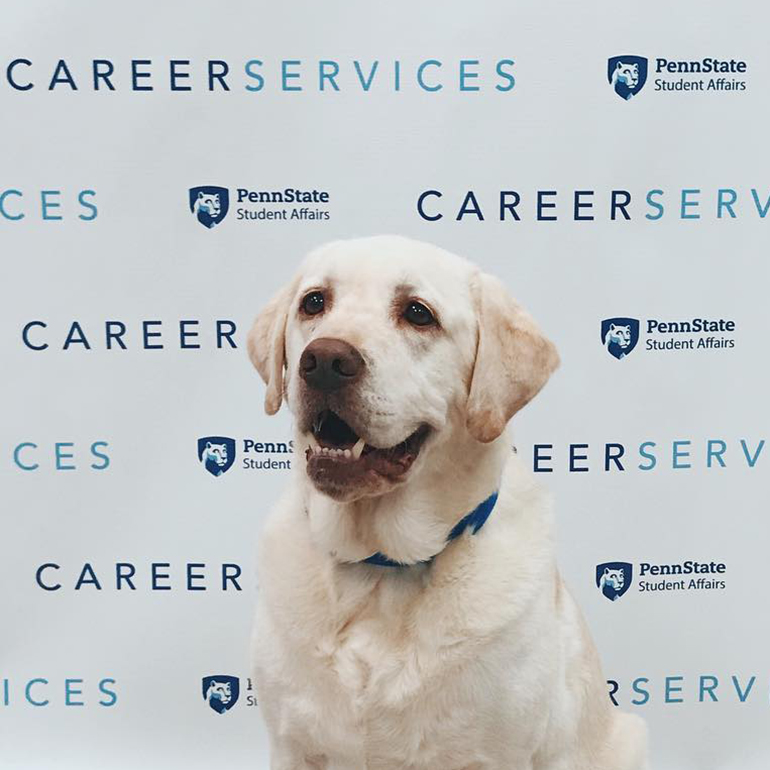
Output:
(300, 338), (365, 392)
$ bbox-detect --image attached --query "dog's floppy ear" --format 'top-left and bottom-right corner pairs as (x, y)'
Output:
(247, 282), (296, 415)
(466, 272), (560, 443)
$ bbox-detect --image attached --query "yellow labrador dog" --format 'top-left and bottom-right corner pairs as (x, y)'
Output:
(249, 236), (648, 770)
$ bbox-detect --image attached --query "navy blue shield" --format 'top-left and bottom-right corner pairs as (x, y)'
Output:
(601, 317), (640, 360)
(607, 56), (648, 100)
(202, 675), (240, 714)
(189, 185), (230, 228)
(198, 436), (236, 477)
(596, 562), (633, 602)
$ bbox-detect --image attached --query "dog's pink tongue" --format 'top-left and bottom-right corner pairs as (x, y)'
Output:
(366, 447), (414, 477)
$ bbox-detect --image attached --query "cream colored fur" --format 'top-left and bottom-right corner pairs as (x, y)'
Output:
(249, 235), (648, 769)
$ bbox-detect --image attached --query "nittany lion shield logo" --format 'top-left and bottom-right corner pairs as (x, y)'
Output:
(189, 185), (230, 229)
(197, 436), (236, 477)
(596, 562), (634, 602)
(601, 317), (640, 360)
(202, 675), (240, 714)
(607, 56), (648, 101)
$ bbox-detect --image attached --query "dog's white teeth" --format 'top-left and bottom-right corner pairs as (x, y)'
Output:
(351, 438), (366, 460)
(307, 433), (320, 453)
(312, 446), (357, 460)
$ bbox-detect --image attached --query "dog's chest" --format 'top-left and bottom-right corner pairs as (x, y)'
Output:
(321, 570), (421, 699)
(288, 568), (499, 768)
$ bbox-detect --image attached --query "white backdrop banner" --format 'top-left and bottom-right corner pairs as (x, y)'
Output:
(1, 1), (768, 769)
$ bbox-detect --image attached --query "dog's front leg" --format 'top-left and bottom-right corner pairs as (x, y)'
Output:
(326, 761), (366, 770)
(269, 744), (363, 770)
(456, 760), (533, 770)
(268, 737), (325, 770)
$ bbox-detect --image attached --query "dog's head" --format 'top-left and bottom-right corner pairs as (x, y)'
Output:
(248, 236), (558, 502)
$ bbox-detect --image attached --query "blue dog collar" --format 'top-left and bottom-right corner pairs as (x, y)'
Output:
(360, 491), (499, 568)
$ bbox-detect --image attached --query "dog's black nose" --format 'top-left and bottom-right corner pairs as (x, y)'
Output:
(300, 338), (365, 392)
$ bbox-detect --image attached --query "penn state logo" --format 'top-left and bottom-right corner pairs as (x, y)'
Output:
(601, 317), (640, 360)
(197, 436), (236, 477)
(189, 185), (230, 229)
(607, 56), (648, 101)
(596, 562), (633, 602)
(202, 675), (240, 714)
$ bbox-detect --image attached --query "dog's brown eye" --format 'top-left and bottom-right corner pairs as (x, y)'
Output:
(404, 301), (435, 327)
(301, 291), (325, 316)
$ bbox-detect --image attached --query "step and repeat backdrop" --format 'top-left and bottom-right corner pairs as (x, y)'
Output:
(1, 1), (767, 768)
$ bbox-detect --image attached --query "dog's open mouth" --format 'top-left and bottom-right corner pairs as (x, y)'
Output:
(304, 409), (430, 483)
